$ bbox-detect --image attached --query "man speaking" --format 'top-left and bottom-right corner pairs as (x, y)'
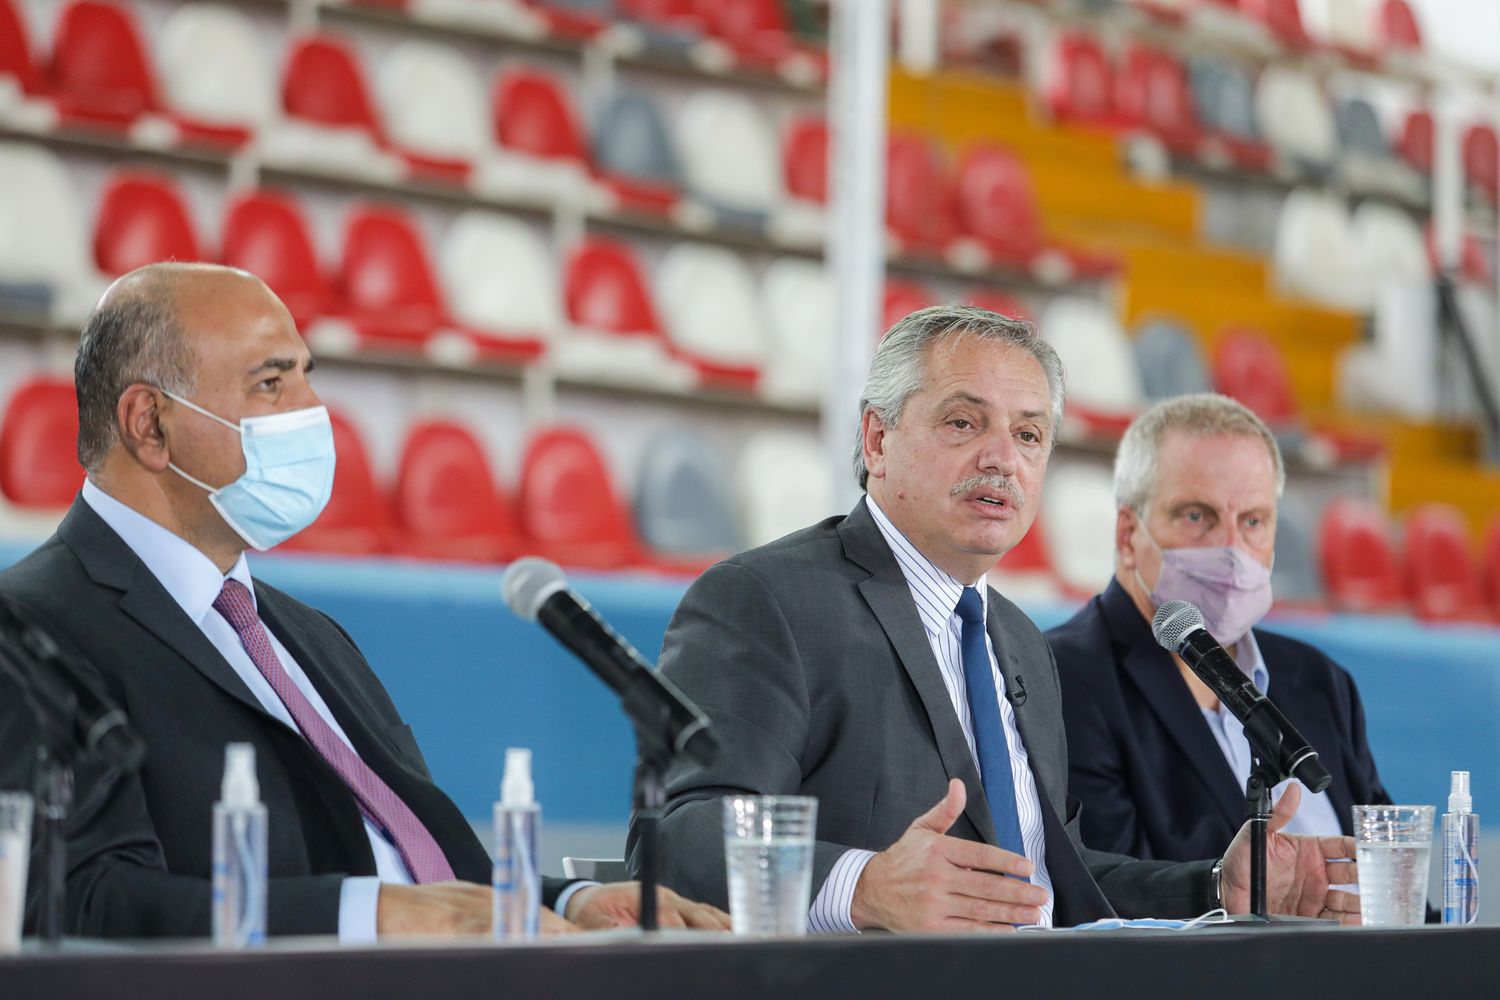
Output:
(0, 263), (725, 940)
(631, 305), (1360, 930)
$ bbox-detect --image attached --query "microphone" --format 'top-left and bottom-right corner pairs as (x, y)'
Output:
(1006, 675), (1026, 707)
(502, 558), (718, 768)
(1152, 600), (1330, 794)
(0, 594), (146, 772)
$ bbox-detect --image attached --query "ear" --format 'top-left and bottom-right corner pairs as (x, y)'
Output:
(861, 409), (888, 482)
(117, 384), (171, 473)
(1115, 505), (1140, 570)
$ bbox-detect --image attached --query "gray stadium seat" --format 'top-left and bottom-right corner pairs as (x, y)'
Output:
(635, 429), (744, 557)
(1336, 97), (1388, 157)
(1272, 495), (1325, 604)
(1132, 318), (1212, 400)
(592, 90), (682, 194)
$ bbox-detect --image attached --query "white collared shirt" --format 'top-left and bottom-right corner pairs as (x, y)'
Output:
(1200, 632), (1343, 838)
(81, 479), (407, 943)
(808, 498), (1055, 932)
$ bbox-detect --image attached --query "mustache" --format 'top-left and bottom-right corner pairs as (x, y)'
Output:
(950, 475), (1026, 509)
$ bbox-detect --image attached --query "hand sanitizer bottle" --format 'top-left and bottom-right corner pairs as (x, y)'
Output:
(213, 743), (267, 947)
(1442, 770), (1479, 925)
(493, 748), (540, 940)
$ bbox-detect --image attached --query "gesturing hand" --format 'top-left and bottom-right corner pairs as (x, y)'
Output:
(850, 778), (1049, 933)
(1222, 783), (1362, 925)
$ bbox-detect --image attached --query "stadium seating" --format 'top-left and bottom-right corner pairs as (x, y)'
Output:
(377, 41), (487, 184)
(1212, 328), (1297, 428)
(656, 242), (765, 389)
(1375, 0), (1422, 53)
(1254, 66), (1336, 171)
(1463, 123), (1499, 203)
(278, 410), (393, 556)
(1273, 188), (1363, 310)
(634, 428), (742, 559)
(1186, 56), (1271, 169)
(557, 237), (687, 386)
(590, 90), (682, 214)
(0, 378), (83, 514)
(1402, 503), (1488, 623)
(881, 281), (933, 335)
(0, 142), (100, 325)
(1319, 497), (1403, 613)
(47, 0), (165, 132)
(1114, 44), (1200, 150)
(884, 131), (956, 254)
(675, 89), (780, 222)
(1395, 107), (1433, 175)
(1039, 296), (1142, 436)
(157, 3), (272, 148)
(1044, 32), (1121, 131)
(695, 0), (825, 83)
(0, 0), (44, 107)
(1040, 462), (1117, 596)
(440, 211), (560, 344)
(264, 34), (402, 180)
(1482, 514), (1500, 619)
(1132, 317), (1212, 400)
(220, 190), (332, 332)
(516, 426), (640, 570)
(736, 430), (829, 547)
(1244, 0), (1314, 50)
(393, 419), (521, 563)
(760, 256), (833, 403)
(1270, 494), (1324, 606)
(92, 171), (202, 277)
(486, 66), (591, 201)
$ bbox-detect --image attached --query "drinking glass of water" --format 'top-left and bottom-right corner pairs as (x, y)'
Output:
(0, 791), (33, 954)
(721, 795), (817, 937)
(1353, 804), (1434, 927)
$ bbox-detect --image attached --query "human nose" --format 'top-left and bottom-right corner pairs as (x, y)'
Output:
(976, 428), (1018, 476)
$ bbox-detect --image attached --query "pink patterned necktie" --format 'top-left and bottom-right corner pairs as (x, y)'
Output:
(213, 578), (455, 884)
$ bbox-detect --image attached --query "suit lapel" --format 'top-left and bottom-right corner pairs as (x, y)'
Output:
(841, 501), (998, 846)
(59, 499), (268, 720)
(1264, 642), (1353, 825)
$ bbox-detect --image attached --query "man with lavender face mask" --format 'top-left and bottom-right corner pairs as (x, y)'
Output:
(1047, 393), (1392, 871)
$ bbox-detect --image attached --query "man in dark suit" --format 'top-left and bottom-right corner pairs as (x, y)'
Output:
(1047, 393), (1391, 861)
(0, 263), (725, 940)
(630, 306), (1360, 931)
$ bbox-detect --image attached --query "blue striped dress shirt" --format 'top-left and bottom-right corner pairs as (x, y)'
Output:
(807, 498), (1055, 931)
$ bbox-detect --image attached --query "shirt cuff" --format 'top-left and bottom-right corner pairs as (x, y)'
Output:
(338, 876), (383, 944)
(808, 849), (876, 934)
(552, 880), (601, 921)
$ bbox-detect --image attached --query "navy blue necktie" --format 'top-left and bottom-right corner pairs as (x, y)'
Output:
(955, 587), (1027, 858)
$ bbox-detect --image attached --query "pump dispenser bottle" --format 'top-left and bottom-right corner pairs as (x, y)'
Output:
(213, 743), (267, 947)
(1442, 770), (1479, 925)
(493, 748), (541, 940)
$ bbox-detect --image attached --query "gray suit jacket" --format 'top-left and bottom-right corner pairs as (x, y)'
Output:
(627, 499), (1213, 926)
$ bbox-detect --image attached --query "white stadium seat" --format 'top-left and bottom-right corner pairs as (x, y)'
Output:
(1041, 462), (1118, 595)
(1039, 296), (1143, 431)
(675, 89), (781, 220)
(379, 41), (489, 165)
(1273, 188), (1364, 310)
(736, 431), (831, 547)
(760, 257), (833, 405)
(656, 242), (767, 374)
(0, 142), (103, 326)
(440, 211), (560, 338)
(1254, 66), (1336, 170)
(158, 4), (274, 137)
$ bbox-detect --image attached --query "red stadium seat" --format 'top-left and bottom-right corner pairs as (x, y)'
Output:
(881, 280), (933, 335)
(1463, 123), (1498, 203)
(279, 410), (393, 556)
(1402, 504), (1488, 623)
(1319, 497), (1403, 613)
(618, 0), (705, 35)
(1396, 108), (1433, 175)
(393, 420), (520, 563)
(696, 0), (825, 78)
(885, 131), (956, 254)
(0, 378), (83, 509)
(334, 205), (446, 352)
(281, 35), (385, 142)
(48, 0), (162, 129)
(492, 67), (588, 165)
(1115, 45), (1199, 149)
(967, 291), (1030, 322)
(1213, 328), (1297, 427)
(517, 426), (639, 570)
(1376, 0), (1422, 52)
(563, 238), (666, 338)
(782, 115), (829, 204)
(221, 190), (331, 331)
(1482, 514), (1500, 619)
(93, 171), (201, 278)
(0, 0), (44, 98)
(1046, 33), (1120, 130)
(1244, 0), (1314, 49)
(522, 0), (608, 40)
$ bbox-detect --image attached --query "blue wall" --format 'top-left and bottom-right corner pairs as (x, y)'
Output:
(4, 542), (1498, 823)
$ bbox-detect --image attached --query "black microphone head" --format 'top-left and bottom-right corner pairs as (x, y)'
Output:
(501, 558), (569, 622)
(1152, 600), (1204, 652)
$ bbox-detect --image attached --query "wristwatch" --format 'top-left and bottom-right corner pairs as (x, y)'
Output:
(1209, 856), (1225, 910)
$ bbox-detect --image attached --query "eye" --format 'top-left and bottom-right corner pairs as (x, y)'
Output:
(1018, 429), (1039, 443)
(1185, 510), (1203, 523)
(950, 419), (973, 430)
(257, 376), (282, 392)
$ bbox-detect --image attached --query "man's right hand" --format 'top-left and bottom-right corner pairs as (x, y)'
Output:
(376, 882), (576, 937)
(849, 778), (1049, 933)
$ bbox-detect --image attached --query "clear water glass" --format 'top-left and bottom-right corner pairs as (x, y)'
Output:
(722, 795), (817, 937)
(1354, 804), (1434, 927)
(0, 791), (33, 953)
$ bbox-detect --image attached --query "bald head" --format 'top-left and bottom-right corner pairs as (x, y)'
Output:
(74, 263), (283, 472)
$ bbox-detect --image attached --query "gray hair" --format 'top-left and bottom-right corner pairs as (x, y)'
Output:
(74, 282), (195, 473)
(853, 303), (1066, 490)
(1114, 393), (1285, 512)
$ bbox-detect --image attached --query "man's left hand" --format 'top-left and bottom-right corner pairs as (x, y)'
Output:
(564, 882), (732, 931)
(1222, 782), (1362, 924)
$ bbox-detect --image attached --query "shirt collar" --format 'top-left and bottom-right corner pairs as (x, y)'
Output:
(81, 479), (256, 624)
(1230, 629), (1270, 695)
(866, 496), (987, 637)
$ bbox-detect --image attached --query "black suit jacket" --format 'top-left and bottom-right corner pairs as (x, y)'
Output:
(1046, 578), (1392, 861)
(0, 497), (566, 938)
(628, 500), (1214, 925)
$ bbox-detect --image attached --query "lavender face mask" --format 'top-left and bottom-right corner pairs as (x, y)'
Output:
(1136, 529), (1274, 646)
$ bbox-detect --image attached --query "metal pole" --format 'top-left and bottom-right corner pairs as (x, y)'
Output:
(824, 0), (892, 514)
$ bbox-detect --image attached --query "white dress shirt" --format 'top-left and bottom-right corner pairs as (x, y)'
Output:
(82, 480), (410, 943)
(1200, 632), (1343, 839)
(808, 498), (1055, 932)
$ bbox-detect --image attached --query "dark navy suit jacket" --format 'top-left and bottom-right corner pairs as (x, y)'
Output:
(1045, 578), (1391, 862)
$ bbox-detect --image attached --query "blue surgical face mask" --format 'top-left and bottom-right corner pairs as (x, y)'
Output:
(162, 391), (336, 551)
